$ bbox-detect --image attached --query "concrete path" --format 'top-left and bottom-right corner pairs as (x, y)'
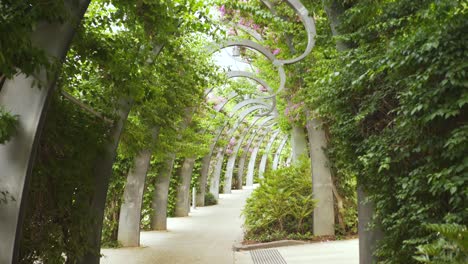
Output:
(100, 187), (253, 264)
(235, 239), (359, 264)
(101, 186), (359, 264)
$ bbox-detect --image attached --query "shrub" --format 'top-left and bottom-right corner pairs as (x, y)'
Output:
(204, 192), (218, 206)
(414, 223), (468, 264)
(242, 157), (316, 242)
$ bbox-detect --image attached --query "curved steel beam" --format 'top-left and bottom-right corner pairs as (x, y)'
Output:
(231, 23), (264, 42)
(286, 151), (293, 167)
(206, 99), (272, 173)
(224, 115), (265, 193)
(208, 39), (287, 95)
(231, 98), (272, 114)
(272, 135), (289, 170)
(238, 123), (275, 186)
(208, 105), (270, 198)
(224, 116), (275, 192)
(245, 126), (276, 186)
(258, 130), (281, 178)
(226, 71), (273, 93)
(0, 1), (91, 262)
(260, 0), (316, 65)
(215, 92), (238, 112)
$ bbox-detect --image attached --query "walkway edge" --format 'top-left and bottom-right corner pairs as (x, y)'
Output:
(233, 240), (307, 251)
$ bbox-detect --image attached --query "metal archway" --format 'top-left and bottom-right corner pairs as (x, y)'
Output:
(224, 116), (275, 192)
(208, 104), (270, 199)
(272, 135), (289, 170)
(237, 125), (276, 187)
(244, 127), (277, 186)
(260, 0), (316, 65)
(258, 130), (281, 178)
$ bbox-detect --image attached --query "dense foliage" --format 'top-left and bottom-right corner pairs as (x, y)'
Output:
(414, 223), (468, 263)
(304, 0), (467, 262)
(243, 157), (316, 242)
(20, 95), (108, 263)
(2, 0), (466, 262)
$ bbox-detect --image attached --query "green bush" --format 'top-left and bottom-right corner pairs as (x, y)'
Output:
(242, 157), (316, 242)
(204, 192), (218, 206)
(414, 223), (468, 264)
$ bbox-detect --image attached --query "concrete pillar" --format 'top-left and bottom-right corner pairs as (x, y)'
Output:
(246, 147), (259, 186)
(117, 149), (153, 247)
(237, 123), (273, 188)
(224, 116), (264, 194)
(358, 186), (383, 264)
(196, 154), (211, 206)
(291, 125), (308, 163)
(81, 97), (132, 264)
(0, 1), (90, 262)
(174, 157), (196, 217)
(246, 128), (272, 185)
(236, 153), (247, 189)
(209, 149), (224, 200)
(285, 152), (293, 167)
(118, 127), (158, 247)
(306, 117), (335, 236)
(259, 130), (280, 178)
(150, 153), (176, 230)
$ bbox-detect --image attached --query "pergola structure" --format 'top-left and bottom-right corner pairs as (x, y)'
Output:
(0, 1), (379, 263)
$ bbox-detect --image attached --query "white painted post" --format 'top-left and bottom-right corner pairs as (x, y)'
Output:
(192, 187), (196, 210)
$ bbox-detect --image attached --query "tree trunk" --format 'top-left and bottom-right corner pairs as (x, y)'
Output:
(174, 157), (196, 217)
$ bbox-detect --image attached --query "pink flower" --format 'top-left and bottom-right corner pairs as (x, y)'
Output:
(226, 149), (233, 155)
(228, 28), (236, 36)
(272, 48), (281, 55)
(218, 5), (226, 16)
(252, 24), (261, 31)
(257, 85), (267, 92)
(229, 137), (236, 145)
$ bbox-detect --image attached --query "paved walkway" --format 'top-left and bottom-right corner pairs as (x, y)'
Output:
(100, 187), (252, 264)
(101, 187), (359, 264)
(235, 239), (359, 264)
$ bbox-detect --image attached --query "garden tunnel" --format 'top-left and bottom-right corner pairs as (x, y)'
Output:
(1, 0), (465, 264)
(0, 0), (347, 262)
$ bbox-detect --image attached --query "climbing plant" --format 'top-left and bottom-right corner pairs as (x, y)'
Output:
(304, 0), (467, 262)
